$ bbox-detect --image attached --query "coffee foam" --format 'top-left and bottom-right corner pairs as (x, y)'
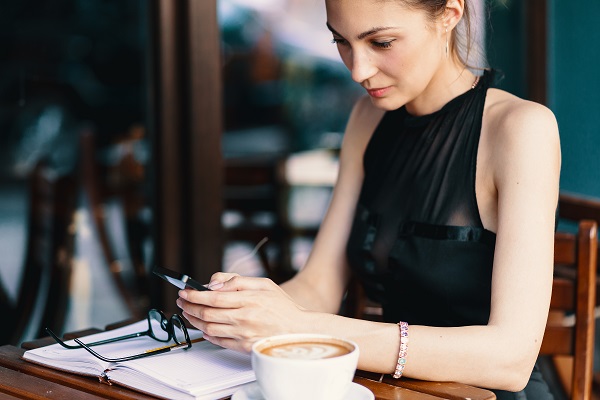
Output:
(259, 340), (352, 360)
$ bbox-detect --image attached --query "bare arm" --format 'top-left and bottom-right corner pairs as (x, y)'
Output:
(280, 96), (384, 313)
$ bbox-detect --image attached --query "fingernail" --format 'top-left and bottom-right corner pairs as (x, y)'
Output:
(176, 298), (182, 308)
(208, 281), (224, 290)
(178, 290), (187, 299)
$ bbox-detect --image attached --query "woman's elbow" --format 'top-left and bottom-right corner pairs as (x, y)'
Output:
(496, 369), (531, 393)
(489, 349), (538, 392)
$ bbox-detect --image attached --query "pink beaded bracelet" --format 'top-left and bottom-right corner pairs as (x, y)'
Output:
(392, 321), (409, 379)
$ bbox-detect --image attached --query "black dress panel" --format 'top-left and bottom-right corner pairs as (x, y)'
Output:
(345, 70), (553, 399)
(347, 70), (495, 327)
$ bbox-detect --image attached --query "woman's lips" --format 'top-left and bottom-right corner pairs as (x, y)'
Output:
(366, 86), (391, 98)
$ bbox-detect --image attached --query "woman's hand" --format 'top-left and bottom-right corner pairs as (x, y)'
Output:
(176, 272), (308, 353)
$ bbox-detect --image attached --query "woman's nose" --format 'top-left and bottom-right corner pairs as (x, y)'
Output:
(350, 50), (377, 83)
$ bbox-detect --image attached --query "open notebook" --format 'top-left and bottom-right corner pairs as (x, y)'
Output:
(22, 320), (255, 400)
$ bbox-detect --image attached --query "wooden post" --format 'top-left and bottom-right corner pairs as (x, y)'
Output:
(148, 0), (223, 313)
(526, 0), (548, 105)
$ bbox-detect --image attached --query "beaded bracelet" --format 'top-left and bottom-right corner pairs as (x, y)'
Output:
(392, 321), (409, 379)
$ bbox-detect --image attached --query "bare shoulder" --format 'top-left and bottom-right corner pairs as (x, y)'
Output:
(482, 88), (561, 183)
(484, 88), (559, 149)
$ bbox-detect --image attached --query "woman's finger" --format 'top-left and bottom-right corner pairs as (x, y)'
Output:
(207, 272), (240, 289)
(177, 298), (237, 324)
(181, 310), (226, 335)
(180, 276), (276, 304)
(181, 309), (257, 351)
(181, 310), (233, 335)
(179, 289), (249, 308)
(203, 334), (253, 353)
(217, 275), (276, 292)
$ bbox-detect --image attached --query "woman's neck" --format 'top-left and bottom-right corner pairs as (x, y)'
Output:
(405, 62), (477, 117)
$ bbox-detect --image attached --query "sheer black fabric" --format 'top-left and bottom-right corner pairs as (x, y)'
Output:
(346, 70), (552, 398)
(347, 70), (495, 326)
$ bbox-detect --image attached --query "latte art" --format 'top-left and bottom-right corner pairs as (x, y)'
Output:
(252, 334), (360, 400)
(260, 341), (351, 360)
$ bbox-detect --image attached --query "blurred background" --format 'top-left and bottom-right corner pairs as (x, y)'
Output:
(0, 0), (599, 390)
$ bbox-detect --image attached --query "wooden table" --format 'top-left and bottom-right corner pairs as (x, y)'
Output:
(0, 325), (496, 400)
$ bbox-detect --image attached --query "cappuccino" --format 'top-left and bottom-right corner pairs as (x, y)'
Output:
(252, 334), (361, 400)
(259, 340), (352, 360)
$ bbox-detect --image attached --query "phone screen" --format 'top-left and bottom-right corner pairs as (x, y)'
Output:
(152, 266), (210, 291)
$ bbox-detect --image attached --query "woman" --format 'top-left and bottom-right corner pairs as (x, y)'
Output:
(177, 0), (560, 397)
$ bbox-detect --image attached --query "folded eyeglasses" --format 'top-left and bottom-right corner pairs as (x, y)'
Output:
(46, 309), (193, 362)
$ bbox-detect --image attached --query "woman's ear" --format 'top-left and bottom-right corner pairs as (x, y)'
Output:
(443, 0), (465, 31)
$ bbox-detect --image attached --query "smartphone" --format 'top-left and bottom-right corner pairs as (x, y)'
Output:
(152, 266), (210, 291)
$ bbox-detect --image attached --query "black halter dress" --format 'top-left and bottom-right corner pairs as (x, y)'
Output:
(346, 70), (553, 399)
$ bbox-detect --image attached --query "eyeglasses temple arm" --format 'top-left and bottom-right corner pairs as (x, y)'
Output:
(46, 328), (149, 349)
(81, 331), (148, 346)
(45, 328), (80, 349)
(73, 338), (181, 363)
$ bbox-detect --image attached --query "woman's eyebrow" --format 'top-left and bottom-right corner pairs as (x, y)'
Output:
(357, 26), (396, 39)
(326, 22), (343, 37)
(326, 22), (397, 40)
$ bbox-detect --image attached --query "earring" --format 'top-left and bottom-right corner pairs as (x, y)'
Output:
(445, 27), (449, 58)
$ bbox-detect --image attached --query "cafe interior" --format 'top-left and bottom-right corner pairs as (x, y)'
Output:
(1, 0), (599, 399)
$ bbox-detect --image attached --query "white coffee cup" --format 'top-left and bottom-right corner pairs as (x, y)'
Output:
(251, 333), (359, 400)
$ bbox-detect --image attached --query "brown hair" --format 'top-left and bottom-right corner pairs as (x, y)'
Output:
(394, 0), (480, 69)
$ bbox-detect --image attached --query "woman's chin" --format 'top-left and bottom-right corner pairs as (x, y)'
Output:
(369, 96), (404, 111)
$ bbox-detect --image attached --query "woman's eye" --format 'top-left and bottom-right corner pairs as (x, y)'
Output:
(331, 38), (348, 46)
(372, 40), (394, 49)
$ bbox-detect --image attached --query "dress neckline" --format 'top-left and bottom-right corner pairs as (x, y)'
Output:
(399, 69), (491, 128)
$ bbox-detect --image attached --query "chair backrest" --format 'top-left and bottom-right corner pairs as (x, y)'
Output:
(80, 128), (150, 319)
(558, 192), (600, 305)
(540, 220), (598, 400)
(223, 156), (295, 282)
(559, 193), (600, 224)
(8, 161), (78, 345)
(0, 275), (16, 344)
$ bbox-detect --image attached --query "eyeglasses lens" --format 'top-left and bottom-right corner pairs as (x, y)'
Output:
(171, 317), (188, 345)
(148, 310), (170, 341)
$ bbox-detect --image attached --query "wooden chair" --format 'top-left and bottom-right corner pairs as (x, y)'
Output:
(540, 219), (598, 399)
(342, 276), (383, 322)
(559, 193), (600, 226)
(223, 156), (295, 283)
(80, 127), (150, 319)
(558, 193), (600, 304)
(556, 193), (600, 398)
(0, 276), (16, 344)
(5, 161), (78, 345)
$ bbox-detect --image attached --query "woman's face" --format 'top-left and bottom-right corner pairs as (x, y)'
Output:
(325, 0), (445, 111)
